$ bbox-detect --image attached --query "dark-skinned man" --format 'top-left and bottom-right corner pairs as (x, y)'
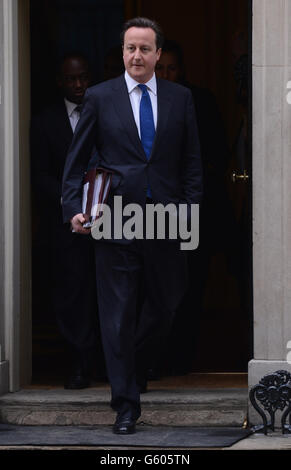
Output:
(31, 53), (102, 389)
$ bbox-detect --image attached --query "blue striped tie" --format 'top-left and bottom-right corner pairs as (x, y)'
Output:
(138, 84), (155, 198)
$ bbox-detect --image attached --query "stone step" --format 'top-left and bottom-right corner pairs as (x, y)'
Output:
(0, 386), (248, 427)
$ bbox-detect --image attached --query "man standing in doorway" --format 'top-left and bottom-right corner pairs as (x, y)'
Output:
(31, 53), (102, 389)
(62, 18), (203, 434)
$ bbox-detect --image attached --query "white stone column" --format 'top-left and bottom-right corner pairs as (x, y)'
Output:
(0, 2), (5, 394)
(0, 0), (31, 394)
(1, 0), (20, 394)
(0, 0), (11, 396)
(250, 0), (291, 424)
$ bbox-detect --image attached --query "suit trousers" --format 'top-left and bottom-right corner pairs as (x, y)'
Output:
(93, 237), (188, 420)
(51, 225), (98, 354)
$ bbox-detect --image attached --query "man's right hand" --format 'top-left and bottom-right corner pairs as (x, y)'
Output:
(70, 213), (91, 234)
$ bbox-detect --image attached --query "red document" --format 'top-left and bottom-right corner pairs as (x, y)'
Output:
(82, 168), (113, 228)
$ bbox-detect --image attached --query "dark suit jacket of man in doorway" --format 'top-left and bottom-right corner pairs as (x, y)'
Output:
(62, 18), (203, 435)
(31, 53), (103, 389)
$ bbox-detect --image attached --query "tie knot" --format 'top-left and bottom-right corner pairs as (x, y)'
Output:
(74, 104), (82, 114)
(138, 84), (148, 94)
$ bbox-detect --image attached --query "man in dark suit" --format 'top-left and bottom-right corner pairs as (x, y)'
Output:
(62, 18), (203, 434)
(31, 53), (101, 389)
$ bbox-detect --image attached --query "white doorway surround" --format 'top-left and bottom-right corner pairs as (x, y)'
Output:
(249, 0), (291, 424)
(0, 0), (31, 394)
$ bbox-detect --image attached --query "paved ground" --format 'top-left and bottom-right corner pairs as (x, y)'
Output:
(226, 431), (291, 450)
(230, 433), (291, 450)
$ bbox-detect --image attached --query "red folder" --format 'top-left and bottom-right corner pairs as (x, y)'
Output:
(82, 167), (113, 228)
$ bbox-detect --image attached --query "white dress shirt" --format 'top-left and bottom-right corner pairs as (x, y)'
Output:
(124, 70), (158, 138)
(64, 98), (81, 133)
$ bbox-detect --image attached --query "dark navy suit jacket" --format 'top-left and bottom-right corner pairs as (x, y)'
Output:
(31, 100), (74, 225)
(30, 99), (99, 352)
(61, 75), (203, 226)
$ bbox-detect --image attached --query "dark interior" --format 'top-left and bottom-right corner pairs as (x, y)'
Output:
(30, 0), (252, 383)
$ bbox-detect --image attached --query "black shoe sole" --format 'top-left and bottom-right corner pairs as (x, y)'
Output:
(113, 428), (136, 435)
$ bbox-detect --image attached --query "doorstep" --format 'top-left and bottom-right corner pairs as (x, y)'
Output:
(0, 383), (248, 427)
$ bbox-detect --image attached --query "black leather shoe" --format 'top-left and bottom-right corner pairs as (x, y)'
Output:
(138, 381), (147, 394)
(113, 418), (136, 435)
(64, 353), (90, 389)
(147, 368), (161, 381)
(136, 374), (148, 393)
(64, 373), (90, 389)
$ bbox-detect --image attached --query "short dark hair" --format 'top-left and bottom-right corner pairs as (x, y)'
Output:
(120, 17), (164, 50)
(56, 51), (90, 76)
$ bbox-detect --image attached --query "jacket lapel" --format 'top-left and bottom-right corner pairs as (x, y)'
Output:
(58, 101), (73, 145)
(150, 79), (172, 161)
(52, 100), (73, 154)
(111, 76), (147, 161)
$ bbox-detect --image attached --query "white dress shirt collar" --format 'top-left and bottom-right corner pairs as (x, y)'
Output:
(64, 98), (79, 117)
(124, 70), (157, 96)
